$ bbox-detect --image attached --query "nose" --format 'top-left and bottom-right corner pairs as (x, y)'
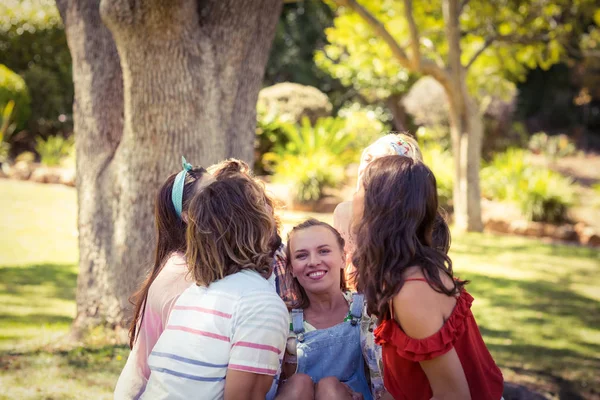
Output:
(308, 252), (321, 267)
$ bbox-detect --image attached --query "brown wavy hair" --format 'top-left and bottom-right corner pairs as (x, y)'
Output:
(128, 166), (208, 348)
(352, 156), (467, 319)
(186, 176), (276, 286)
(285, 219), (348, 309)
(210, 158), (282, 252)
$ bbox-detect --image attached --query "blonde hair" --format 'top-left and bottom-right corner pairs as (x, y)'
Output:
(371, 133), (423, 161)
(186, 176), (275, 286)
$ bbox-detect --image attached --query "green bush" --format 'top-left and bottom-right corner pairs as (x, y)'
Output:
(0, 100), (16, 163)
(481, 148), (575, 223)
(35, 135), (74, 167)
(0, 0), (73, 135)
(254, 104), (296, 174)
(528, 132), (577, 159)
(421, 142), (454, 208)
(267, 117), (357, 203)
(0, 64), (31, 131)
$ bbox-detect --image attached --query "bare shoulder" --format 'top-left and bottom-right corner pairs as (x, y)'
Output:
(392, 276), (451, 340)
(333, 201), (353, 230)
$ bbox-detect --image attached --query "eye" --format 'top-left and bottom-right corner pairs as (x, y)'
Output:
(319, 249), (331, 255)
(295, 253), (307, 260)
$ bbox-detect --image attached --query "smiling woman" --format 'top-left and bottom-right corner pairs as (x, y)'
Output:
(276, 219), (373, 400)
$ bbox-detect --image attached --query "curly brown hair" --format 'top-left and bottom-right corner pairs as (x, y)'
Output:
(285, 219), (348, 309)
(352, 156), (467, 319)
(186, 176), (276, 286)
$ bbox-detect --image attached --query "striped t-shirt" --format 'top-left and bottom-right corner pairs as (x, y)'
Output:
(141, 269), (289, 400)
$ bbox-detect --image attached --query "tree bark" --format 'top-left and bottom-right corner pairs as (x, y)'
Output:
(56, 0), (126, 332)
(57, 0), (283, 332)
(386, 93), (409, 132)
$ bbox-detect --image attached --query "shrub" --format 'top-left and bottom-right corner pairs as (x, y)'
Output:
(481, 148), (575, 223)
(0, 0), (73, 136)
(0, 64), (31, 131)
(35, 135), (74, 167)
(336, 103), (390, 151)
(528, 132), (577, 159)
(267, 117), (357, 203)
(0, 100), (16, 163)
(421, 142), (454, 208)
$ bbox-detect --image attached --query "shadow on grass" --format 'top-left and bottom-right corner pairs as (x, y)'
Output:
(0, 263), (77, 301)
(464, 272), (600, 331)
(1, 344), (130, 370)
(451, 233), (600, 260)
(0, 313), (73, 325)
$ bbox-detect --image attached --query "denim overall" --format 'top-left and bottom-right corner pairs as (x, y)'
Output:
(291, 293), (373, 400)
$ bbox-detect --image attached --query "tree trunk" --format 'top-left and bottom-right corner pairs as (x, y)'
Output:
(386, 93), (409, 132)
(443, 0), (483, 232)
(447, 97), (484, 232)
(56, 0), (126, 332)
(57, 0), (283, 332)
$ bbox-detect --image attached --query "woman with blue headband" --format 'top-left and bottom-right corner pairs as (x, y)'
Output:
(115, 157), (215, 399)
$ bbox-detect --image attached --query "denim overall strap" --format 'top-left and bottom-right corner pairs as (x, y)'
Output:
(349, 293), (364, 325)
(291, 309), (305, 342)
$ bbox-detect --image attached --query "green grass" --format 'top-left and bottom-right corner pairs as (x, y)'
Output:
(0, 179), (599, 399)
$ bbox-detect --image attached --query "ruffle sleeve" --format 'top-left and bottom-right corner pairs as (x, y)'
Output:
(374, 291), (474, 362)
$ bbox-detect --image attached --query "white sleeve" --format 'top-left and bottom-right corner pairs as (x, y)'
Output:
(228, 291), (289, 375)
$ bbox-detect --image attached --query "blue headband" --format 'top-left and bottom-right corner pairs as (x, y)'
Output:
(171, 156), (193, 218)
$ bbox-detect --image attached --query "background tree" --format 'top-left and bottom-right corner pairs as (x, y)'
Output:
(56, 0), (282, 332)
(329, 0), (597, 232)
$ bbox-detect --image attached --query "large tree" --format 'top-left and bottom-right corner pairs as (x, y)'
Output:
(330, 0), (596, 232)
(56, 0), (282, 332)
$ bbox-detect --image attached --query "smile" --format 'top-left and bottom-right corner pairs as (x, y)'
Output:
(307, 270), (327, 280)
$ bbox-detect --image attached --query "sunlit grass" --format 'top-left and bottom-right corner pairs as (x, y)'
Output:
(0, 179), (598, 399)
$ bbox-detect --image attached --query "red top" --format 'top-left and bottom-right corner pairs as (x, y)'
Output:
(374, 280), (504, 400)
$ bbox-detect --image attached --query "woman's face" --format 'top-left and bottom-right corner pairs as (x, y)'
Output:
(289, 226), (345, 295)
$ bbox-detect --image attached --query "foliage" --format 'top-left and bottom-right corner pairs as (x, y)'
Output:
(264, 0), (352, 111)
(256, 102), (389, 176)
(267, 117), (357, 202)
(315, 2), (418, 102)
(0, 100), (16, 163)
(336, 102), (391, 150)
(528, 132), (577, 159)
(35, 135), (74, 167)
(254, 105), (296, 174)
(0, 64), (31, 131)
(421, 141), (454, 207)
(481, 148), (575, 223)
(0, 0), (73, 136)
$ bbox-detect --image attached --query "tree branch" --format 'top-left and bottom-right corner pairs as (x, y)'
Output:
(333, 0), (412, 69)
(403, 0), (421, 70)
(458, 0), (469, 16)
(465, 36), (494, 70)
(333, 0), (452, 86)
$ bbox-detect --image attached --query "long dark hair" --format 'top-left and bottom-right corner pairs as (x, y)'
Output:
(186, 177), (275, 285)
(128, 166), (207, 349)
(285, 219), (348, 309)
(353, 156), (467, 319)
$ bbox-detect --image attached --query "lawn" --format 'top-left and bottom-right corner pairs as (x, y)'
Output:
(0, 179), (598, 399)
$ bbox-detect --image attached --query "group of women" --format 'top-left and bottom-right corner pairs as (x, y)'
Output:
(114, 134), (504, 400)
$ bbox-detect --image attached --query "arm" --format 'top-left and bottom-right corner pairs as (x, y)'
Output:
(224, 291), (289, 400)
(224, 370), (275, 400)
(420, 349), (470, 400)
(392, 286), (470, 400)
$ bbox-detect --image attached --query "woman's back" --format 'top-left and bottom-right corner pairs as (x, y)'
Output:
(114, 253), (191, 399)
(142, 269), (288, 400)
